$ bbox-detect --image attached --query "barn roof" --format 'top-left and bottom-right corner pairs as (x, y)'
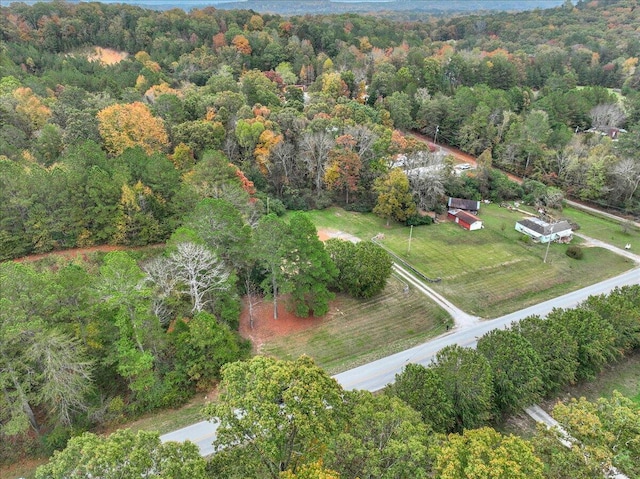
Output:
(448, 197), (481, 211)
(452, 210), (482, 225)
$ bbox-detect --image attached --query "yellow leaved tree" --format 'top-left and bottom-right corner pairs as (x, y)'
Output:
(97, 102), (169, 156)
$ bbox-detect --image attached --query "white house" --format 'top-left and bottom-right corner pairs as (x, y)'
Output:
(515, 218), (573, 243)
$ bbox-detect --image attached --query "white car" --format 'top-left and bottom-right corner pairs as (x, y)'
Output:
(458, 163), (471, 170)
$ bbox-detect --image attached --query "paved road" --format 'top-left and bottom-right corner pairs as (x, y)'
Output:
(161, 261), (639, 454)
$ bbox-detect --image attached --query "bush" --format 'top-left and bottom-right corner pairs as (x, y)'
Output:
(520, 234), (531, 244)
(566, 245), (583, 259)
(405, 214), (434, 226)
(344, 200), (374, 213)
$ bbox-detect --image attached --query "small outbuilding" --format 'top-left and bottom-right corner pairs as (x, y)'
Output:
(515, 218), (573, 243)
(448, 209), (483, 231)
(448, 197), (481, 214)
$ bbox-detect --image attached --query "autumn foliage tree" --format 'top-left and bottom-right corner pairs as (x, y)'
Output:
(325, 134), (362, 204)
(373, 168), (417, 226)
(97, 102), (169, 156)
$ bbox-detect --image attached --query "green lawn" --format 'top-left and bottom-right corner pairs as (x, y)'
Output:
(307, 205), (635, 318)
(560, 205), (640, 251)
(551, 352), (640, 406)
(260, 275), (451, 374)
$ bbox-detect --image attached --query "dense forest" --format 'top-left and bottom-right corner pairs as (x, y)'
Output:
(1, 0), (640, 476)
(1, 0), (640, 261)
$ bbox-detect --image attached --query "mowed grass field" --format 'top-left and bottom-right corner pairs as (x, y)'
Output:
(307, 205), (635, 318)
(561, 205), (640, 251)
(260, 275), (451, 374)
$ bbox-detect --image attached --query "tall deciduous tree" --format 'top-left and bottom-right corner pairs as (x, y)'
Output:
(551, 392), (640, 478)
(388, 363), (455, 433)
(512, 314), (579, 394)
(204, 356), (344, 479)
(431, 345), (494, 431)
(97, 102), (169, 156)
(326, 390), (431, 479)
(551, 307), (619, 380)
(324, 239), (393, 299)
(433, 427), (544, 479)
(581, 285), (640, 353)
(98, 251), (161, 395)
(477, 329), (543, 412)
(169, 242), (230, 314)
(373, 168), (417, 226)
(286, 212), (337, 317)
(170, 312), (248, 390)
(255, 214), (292, 320)
(1, 262), (93, 436)
(281, 461), (340, 479)
(324, 135), (362, 204)
(184, 198), (251, 270)
(301, 131), (335, 196)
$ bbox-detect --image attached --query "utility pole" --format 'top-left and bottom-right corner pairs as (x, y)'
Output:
(543, 238), (551, 263)
(407, 225), (414, 255)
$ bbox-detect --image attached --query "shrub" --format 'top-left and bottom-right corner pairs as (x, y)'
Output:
(566, 245), (583, 259)
(264, 196), (286, 216)
(405, 214), (433, 226)
(520, 234), (531, 244)
(344, 200), (374, 213)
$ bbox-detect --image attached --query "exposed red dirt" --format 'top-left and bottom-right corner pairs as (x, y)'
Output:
(12, 244), (165, 264)
(238, 229), (337, 351)
(410, 131), (523, 184)
(238, 295), (327, 353)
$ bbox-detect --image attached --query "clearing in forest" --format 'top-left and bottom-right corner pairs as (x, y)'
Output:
(239, 276), (451, 375)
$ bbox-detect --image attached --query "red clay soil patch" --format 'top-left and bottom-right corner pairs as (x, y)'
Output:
(239, 296), (326, 354)
(238, 228), (336, 353)
(317, 229), (333, 242)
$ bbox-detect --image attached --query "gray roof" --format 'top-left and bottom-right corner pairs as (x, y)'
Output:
(517, 218), (572, 235)
(448, 197), (480, 211)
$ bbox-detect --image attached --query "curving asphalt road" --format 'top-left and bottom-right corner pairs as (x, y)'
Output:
(161, 238), (639, 455)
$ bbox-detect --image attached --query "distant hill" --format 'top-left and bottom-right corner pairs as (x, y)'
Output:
(14, 0), (568, 15)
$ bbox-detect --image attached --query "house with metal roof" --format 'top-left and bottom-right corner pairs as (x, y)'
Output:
(515, 218), (573, 243)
